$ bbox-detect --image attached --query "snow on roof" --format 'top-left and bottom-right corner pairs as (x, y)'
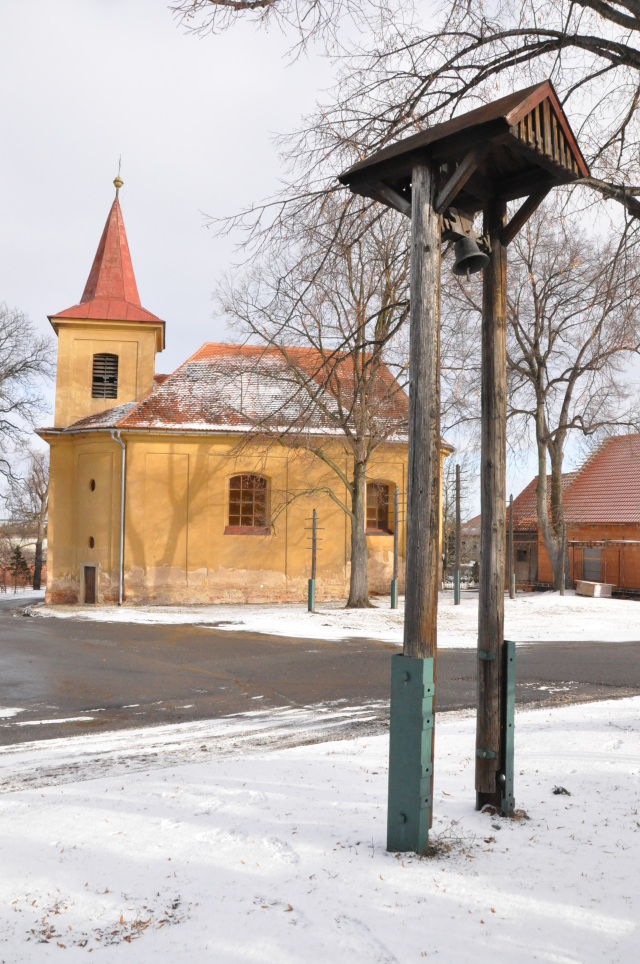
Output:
(54, 343), (414, 441)
(61, 402), (139, 431)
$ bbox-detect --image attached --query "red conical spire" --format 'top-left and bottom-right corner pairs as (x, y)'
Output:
(80, 196), (141, 306)
(50, 179), (162, 325)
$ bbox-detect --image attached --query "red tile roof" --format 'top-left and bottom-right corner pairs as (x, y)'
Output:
(123, 342), (410, 433)
(50, 196), (163, 326)
(507, 473), (578, 533)
(462, 472), (577, 536)
(563, 434), (640, 524)
(52, 343), (420, 443)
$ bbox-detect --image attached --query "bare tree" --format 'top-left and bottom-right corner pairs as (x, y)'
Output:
(445, 205), (640, 588)
(171, 0), (400, 54)
(218, 199), (411, 607)
(181, 0), (640, 271)
(0, 303), (54, 480)
(5, 447), (49, 590)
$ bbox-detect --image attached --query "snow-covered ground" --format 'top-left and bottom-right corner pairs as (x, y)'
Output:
(35, 590), (640, 647)
(1, 697), (638, 961)
(0, 588), (46, 601)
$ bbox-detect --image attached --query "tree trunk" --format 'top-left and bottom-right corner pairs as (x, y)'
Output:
(548, 443), (567, 590)
(32, 499), (47, 592)
(536, 441), (562, 589)
(347, 459), (369, 608)
(33, 539), (43, 590)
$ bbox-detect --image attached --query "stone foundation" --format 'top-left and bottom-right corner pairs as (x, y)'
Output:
(46, 554), (406, 607)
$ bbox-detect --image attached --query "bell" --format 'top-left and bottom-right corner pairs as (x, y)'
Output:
(452, 236), (490, 278)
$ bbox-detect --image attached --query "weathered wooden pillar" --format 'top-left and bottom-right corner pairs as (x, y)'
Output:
(476, 198), (507, 810)
(403, 162), (442, 660)
(387, 161), (441, 854)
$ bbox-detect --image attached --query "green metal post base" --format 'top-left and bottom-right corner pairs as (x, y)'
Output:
(454, 570), (460, 605)
(476, 639), (516, 815)
(501, 640), (516, 815)
(307, 578), (315, 613)
(387, 655), (434, 854)
(390, 579), (398, 609)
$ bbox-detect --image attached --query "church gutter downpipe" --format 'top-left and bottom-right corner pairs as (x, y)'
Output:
(110, 429), (126, 606)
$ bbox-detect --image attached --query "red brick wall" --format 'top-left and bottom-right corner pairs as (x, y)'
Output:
(538, 524), (640, 589)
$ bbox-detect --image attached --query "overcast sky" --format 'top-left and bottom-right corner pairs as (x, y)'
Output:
(2, 0), (609, 506)
(1, 0), (334, 409)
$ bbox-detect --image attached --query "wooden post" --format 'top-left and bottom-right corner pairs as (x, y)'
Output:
(560, 522), (566, 596)
(476, 198), (507, 811)
(454, 464), (461, 605)
(387, 161), (441, 855)
(403, 161), (441, 660)
(509, 493), (515, 599)
(391, 485), (399, 609)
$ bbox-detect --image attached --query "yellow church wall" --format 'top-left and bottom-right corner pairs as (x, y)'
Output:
(46, 436), (121, 604)
(53, 320), (160, 427)
(44, 430), (418, 605)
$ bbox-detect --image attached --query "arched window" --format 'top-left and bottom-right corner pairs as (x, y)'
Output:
(227, 474), (268, 532)
(92, 353), (118, 399)
(366, 481), (392, 533)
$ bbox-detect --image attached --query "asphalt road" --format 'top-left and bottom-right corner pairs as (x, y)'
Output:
(2, 593), (640, 745)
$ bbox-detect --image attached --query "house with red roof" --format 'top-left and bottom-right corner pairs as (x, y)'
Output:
(463, 437), (640, 592)
(492, 436), (640, 591)
(537, 434), (640, 591)
(38, 183), (451, 605)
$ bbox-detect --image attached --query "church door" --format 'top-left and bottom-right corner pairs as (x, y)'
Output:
(84, 566), (96, 604)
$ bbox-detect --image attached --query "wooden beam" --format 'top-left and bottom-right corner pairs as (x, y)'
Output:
(434, 147), (488, 214)
(403, 160), (441, 661)
(501, 189), (550, 246)
(476, 198), (507, 811)
(370, 182), (412, 218)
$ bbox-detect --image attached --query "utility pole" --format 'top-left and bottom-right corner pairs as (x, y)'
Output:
(307, 508), (317, 613)
(454, 464), (461, 605)
(391, 485), (399, 609)
(508, 493), (515, 600)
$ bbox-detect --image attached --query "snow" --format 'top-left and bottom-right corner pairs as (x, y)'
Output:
(1, 697), (638, 961)
(36, 589), (640, 647)
(1, 588), (46, 600)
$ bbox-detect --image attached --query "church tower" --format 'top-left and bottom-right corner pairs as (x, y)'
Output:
(49, 177), (165, 427)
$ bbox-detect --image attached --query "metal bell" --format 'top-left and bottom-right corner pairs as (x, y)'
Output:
(452, 236), (490, 278)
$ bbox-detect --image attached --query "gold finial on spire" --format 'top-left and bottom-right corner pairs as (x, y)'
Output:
(114, 156), (123, 195)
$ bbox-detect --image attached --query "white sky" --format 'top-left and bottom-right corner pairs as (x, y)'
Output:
(0, 0), (334, 394)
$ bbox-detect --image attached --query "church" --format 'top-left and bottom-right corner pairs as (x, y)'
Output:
(39, 181), (446, 606)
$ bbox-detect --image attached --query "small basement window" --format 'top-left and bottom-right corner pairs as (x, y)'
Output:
(92, 353), (118, 399)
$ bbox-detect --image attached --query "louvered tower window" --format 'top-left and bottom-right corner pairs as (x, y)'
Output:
(92, 353), (119, 399)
